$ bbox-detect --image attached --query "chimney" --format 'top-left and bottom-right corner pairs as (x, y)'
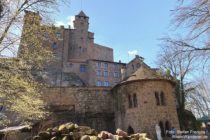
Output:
(135, 55), (140, 58)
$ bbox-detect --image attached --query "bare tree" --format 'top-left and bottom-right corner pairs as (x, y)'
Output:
(157, 42), (198, 129)
(161, 0), (210, 72)
(158, 44), (197, 105)
(0, 0), (67, 56)
(0, 0), (68, 126)
(186, 77), (210, 118)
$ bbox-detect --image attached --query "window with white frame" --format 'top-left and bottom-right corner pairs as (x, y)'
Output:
(104, 81), (109, 87)
(96, 80), (102, 86)
(96, 62), (101, 68)
(104, 63), (108, 69)
(114, 72), (119, 78)
(104, 71), (108, 77)
(96, 70), (101, 76)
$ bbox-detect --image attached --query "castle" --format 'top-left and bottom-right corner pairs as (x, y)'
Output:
(20, 11), (180, 139)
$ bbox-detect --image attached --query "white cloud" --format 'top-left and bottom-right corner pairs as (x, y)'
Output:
(67, 16), (75, 29)
(128, 50), (138, 56)
(54, 16), (75, 28)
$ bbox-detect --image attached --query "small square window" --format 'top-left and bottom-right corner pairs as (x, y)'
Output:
(80, 64), (87, 72)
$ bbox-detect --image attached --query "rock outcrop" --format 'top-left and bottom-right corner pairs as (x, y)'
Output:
(31, 122), (151, 140)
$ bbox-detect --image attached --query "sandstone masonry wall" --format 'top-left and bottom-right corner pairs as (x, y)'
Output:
(41, 87), (115, 132)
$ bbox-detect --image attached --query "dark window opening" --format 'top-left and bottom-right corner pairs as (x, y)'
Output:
(79, 47), (82, 53)
(160, 92), (165, 105)
(155, 92), (160, 105)
(51, 42), (57, 49)
(133, 94), (138, 107)
(159, 121), (165, 137)
(127, 126), (134, 135)
(165, 121), (170, 137)
(0, 106), (3, 111)
(128, 94), (132, 108)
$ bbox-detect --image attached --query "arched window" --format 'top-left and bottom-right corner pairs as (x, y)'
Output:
(165, 121), (170, 137)
(127, 125), (134, 135)
(159, 121), (165, 137)
(128, 94), (132, 108)
(133, 94), (138, 107)
(155, 92), (160, 105)
(160, 92), (165, 105)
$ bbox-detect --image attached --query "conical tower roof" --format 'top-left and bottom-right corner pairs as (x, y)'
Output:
(77, 10), (88, 18)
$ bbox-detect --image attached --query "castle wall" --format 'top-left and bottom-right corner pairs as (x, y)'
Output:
(93, 44), (113, 61)
(113, 79), (180, 139)
(41, 87), (115, 132)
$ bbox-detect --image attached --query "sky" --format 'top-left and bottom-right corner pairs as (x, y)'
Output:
(54, 0), (177, 67)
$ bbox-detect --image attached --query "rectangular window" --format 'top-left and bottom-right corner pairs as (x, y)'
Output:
(80, 64), (86, 72)
(96, 70), (101, 76)
(56, 32), (61, 38)
(114, 72), (119, 78)
(96, 62), (101, 68)
(96, 80), (102, 86)
(104, 81), (109, 87)
(104, 63), (108, 68)
(104, 71), (108, 77)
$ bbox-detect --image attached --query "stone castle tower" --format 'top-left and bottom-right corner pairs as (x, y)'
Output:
(68, 11), (94, 60)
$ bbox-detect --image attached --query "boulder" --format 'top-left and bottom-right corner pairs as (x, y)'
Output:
(98, 131), (109, 139)
(31, 122), (151, 140)
(89, 136), (100, 140)
(38, 131), (51, 139)
(58, 124), (68, 133)
(116, 129), (128, 137)
(85, 129), (98, 136)
(81, 135), (91, 140)
(51, 137), (57, 140)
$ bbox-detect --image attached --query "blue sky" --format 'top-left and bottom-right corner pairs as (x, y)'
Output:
(55, 0), (177, 67)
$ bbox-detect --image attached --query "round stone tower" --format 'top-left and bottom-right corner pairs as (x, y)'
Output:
(113, 65), (180, 139)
